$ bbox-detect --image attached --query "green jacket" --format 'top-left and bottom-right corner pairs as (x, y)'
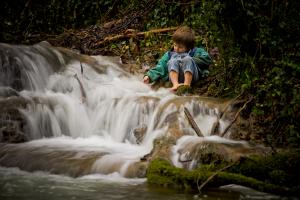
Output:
(145, 47), (212, 82)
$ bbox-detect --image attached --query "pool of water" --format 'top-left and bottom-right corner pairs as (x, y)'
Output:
(0, 167), (240, 200)
(1, 167), (289, 200)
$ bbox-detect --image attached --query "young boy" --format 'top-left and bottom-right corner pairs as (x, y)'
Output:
(143, 26), (212, 91)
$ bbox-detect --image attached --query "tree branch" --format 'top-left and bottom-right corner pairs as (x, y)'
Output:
(184, 107), (203, 137)
(93, 27), (178, 47)
(197, 162), (236, 192)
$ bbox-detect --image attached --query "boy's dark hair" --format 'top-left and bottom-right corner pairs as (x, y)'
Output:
(172, 26), (195, 50)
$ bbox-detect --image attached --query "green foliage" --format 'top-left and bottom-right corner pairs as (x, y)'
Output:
(0, 0), (144, 43)
(253, 60), (300, 147)
(145, 0), (223, 48)
(215, 0), (300, 147)
(221, 1), (300, 57)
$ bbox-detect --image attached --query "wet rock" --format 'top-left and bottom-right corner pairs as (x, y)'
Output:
(0, 144), (107, 177)
(0, 127), (26, 143)
(0, 96), (30, 112)
(146, 133), (179, 163)
(132, 124), (147, 144)
(0, 87), (19, 97)
(0, 96), (30, 143)
(0, 109), (27, 143)
(124, 161), (148, 178)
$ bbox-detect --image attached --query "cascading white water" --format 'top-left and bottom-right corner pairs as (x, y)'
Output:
(0, 43), (228, 178)
(19, 56), (170, 142)
(0, 42), (64, 91)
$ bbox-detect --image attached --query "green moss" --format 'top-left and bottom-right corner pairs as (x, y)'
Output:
(229, 149), (300, 187)
(146, 158), (292, 195)
(147, 159), (194, 190)
(207, 83), (219, 97)
(176, 85), (192, 96)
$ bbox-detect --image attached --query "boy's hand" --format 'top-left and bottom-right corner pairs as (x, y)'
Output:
(143, 76), (150, 84)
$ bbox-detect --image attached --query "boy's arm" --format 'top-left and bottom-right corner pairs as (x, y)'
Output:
(193, 48), (213, 70)
(145, 52), (170, 82)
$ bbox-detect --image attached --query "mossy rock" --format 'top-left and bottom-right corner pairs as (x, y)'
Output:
(176, 85), (192, 96)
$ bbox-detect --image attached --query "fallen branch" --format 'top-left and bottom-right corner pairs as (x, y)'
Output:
(93, 27), (178, 47)
(220, 97), (253, 137)
(184, 107), (203, 137)
(197, 162), (236, 192)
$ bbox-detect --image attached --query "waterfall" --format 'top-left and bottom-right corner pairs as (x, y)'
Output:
(0, 42), (64, 91)
(0, 43), (228, 178)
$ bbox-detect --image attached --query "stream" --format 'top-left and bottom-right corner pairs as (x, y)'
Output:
(0, 42), (285, 199)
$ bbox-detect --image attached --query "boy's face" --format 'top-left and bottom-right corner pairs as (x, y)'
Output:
(173, 43), (187, 53)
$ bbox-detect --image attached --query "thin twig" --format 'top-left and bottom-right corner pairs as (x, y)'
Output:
(220, 97), (253, 137)
(211, 93), (243, 135)
(184, 107), (203, 137)
(197, 162), (236, 192)
(220, 93), (244, 120)
(80, 62), (83, 76)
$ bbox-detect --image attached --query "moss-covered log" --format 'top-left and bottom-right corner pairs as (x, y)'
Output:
(147, 150), (300, 196)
